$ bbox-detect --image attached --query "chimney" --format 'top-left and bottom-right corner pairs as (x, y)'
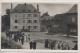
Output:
(25, 3), (26, 6)
(37, 4), (39, 11)
(11, 3), (13, 10)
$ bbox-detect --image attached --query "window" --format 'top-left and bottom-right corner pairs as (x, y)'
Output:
(23, 20), (25, 23)
(27, 14), (32, 17)
(22, 10), (25, 12)
(70, 29), (76, 32)
(28, 26), (31, 29)
(34, 20), (37, 23)
(33, 14), (37, 17)
(72, 17), (75, 22)
(14, 26), (18, 29)
(28, 10), (31, 12)
(34, 10), (37, 12)
(33, 26), (38, 29)
(15, 20), (18, 23)
(15, 14), (17, 17)
(27, 20), (32, 23)
(23, 14), (25, 17)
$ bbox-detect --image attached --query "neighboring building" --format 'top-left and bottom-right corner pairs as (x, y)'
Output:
(41, 12), (51, 20)
(48, 4), (77, 35)
(1, 9), (10, 31)
(10, 3), (40, 32)
(40, 12), (51, 32)
(67, 4), (77, 36)
(49, 13), (67, 34)
(2, 15), (5, 31)
(41, 12), (51, 26)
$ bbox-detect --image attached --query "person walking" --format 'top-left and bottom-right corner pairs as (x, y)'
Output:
(12, 33), (14, 40)
(29, 41), (33, 49)
(21, 36), (24, 45)
(51, 41), (53, 49)
(9, 31), (13, 39)
(58, 41), (60, 49)
(65, 41), (69, 50)
(33, 41), (37, 49)
(73, 43), (77, 50)
(45, 39), (49, 48)
(14, 34), (17, 42)
(61, 42), (64, 50)
(48, 41), (51, 48)
(5, 30), (9, 37)
(8, 30), (11, 39)
(53, 40), (55, 49)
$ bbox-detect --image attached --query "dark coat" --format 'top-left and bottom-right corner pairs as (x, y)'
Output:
(45, 39), (48, 48)
(29, 41), (33, 49)
(21, 36), (24, 45)
(73, 44), (78, 50)
(33, 41), (37, 49)
(51, 42), (53, 49)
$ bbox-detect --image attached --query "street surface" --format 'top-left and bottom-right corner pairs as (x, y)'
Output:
(2, 32), (77, 49)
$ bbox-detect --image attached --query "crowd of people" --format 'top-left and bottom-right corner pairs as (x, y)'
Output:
(5, 29), (37, 49)
(44, 39), (78, 50)
(5, 29), (29, 44)
(5, 29), (77, 50)
(29, 41), (37, 49)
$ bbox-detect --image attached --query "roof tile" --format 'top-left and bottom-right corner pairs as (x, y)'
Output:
(11, 4), (39, 13)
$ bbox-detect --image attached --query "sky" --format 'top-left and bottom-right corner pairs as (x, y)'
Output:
(1, 3), (74, 16)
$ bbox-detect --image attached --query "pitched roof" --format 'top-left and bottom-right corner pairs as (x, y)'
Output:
(11, 4), (39, 13)
(67, 4), (77, 13)
(42, 16), (51, 20)
(41, 12), (50, 18)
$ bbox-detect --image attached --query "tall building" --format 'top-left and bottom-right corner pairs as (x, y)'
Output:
(67, 4), (77, 36)
(10, 3), (40, 32)
(1, 9), (10, 31)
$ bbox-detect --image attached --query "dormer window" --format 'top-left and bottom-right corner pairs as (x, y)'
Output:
(34, 10), (37, 12)
(28, 10), (31, 12)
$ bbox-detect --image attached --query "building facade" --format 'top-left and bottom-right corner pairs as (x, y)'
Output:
(10, 3), (40, 32)
(67, 4), (77, 36)
(49, 13), (67, 34)
(2, 9), (10, 31)
(48, 4), (77, 36)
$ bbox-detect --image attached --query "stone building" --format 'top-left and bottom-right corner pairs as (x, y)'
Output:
(1, 9), (10, 31)
(48, 4), (77, 36)
(10, 3), (40, 32)
(67, 4), (77, 36)
(49, 13), (67, 34)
